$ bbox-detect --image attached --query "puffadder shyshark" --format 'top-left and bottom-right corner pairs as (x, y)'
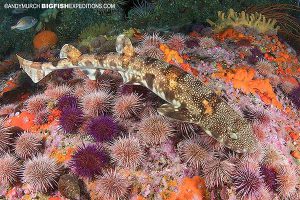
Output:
(17, 34), (258, 153)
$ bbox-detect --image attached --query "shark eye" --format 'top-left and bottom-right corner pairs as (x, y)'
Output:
(230, 132), (238, 140)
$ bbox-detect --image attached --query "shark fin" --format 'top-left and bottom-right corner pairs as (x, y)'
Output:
(157, 104), (199, 123)
(16, 55), (53, 83)
(116, 34), (134, 58)
(59, 44), (82, 61)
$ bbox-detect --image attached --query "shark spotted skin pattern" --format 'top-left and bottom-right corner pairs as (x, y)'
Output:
(17, 34), (258, 153)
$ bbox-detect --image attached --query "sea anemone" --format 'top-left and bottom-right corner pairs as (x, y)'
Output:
(177, 135), (211, 168)
(33, 109), (49, 125)
(241, 105), (270, 126)
(203, 158), (235, 189)
(167, 33), (186, 52)
(0, 104), (16, 116)
(95, 169), (131, 200)
(86, 116), (118, 142)
(70, 144), (109, 179)
(44, 84), (72, 100)
(198, 37), (217, 49)
(59, 107), (84, 133)
(15, 132), (42, 159)
(24, 94), (48, 114)
(255, 59), (275, 76)
(109, 135), (144, 169)
(22, 155), (60, 192)
(0, 118), (12, 154)
(80, 90), (114, 117)
(0, 154), (20, 186)
(33, 30), (58, 50)
(232, 162), (264, 199)
(276, 165), (299, 198)
(138, 115), (174, 144)
(57, 95), (79, 111)
(113, 93), (143, 120)
(260, 164), (279, 193)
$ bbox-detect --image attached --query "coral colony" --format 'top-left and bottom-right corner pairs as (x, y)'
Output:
(0, 3), (300, 200)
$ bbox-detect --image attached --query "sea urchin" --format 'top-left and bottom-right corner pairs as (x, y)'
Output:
(70, 144), (109, 179)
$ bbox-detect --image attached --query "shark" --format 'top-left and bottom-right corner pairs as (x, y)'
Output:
(17, 34), (258, 153)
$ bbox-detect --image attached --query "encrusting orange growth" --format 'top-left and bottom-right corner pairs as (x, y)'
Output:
(51, 146), (75, 163)
(33, 30), (58, 50)
(7, 109), (61, 132)
(159, 44), (199, 76)
(214, 28), (254, 42)
(165, 176), (207, 200)
(212, 65), (283, 109)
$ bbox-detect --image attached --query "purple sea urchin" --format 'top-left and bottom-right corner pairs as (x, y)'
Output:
(259, 164), (279, 193)
(232, 162), (264, 199)
(177, 135), (211, 168)
(113, 93), (143, 120)
(57, 95), (79, 111)
(87, 116), (118, 142)
(203, 158), (235, 189)
(22, 155), (60, 192)
(59, 107), (84, 133)
(70, 144), (109, 178)
(138, 115), (174, 144)
(80, 90), (114, 117)
(288, 86), (300, 109)
(15, 132), (42, 159)
(95, 169), (131, 200)
(24, 94), (48, 114)
(167, 33), (186, 52)
(0, 154), (20, 186)
(109, 135), (144, 169)
(0, 118), (12, 154)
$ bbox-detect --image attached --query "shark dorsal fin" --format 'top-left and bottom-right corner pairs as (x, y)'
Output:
(60, 44), (82, 61)
(116, 34), (134, 58)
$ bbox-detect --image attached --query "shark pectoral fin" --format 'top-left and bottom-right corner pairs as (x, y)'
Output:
(157, 104), (198, 123)
(60, 44), (82, 61)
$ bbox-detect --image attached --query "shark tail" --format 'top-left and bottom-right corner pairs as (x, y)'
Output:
(16, 55), (54, 83)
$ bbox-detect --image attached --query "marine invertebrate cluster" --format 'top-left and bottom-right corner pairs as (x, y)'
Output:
(0, 118), (12, 154)
(80, 90), (114, 117)
(113, 93), (143, 120)
(138, 115), (174, 144)
(15, 132), (42, 159)
(94, 169), (131, 200)
(23, 94), (48, 114)
(109, 135), (144, 169)
(86, 116), (118, 142)
(22, 155), (60, 192)
(59, 107), (84, 133)
(0, 154), (20, 186)
(207, 9), (280, 34)
(70, 144), (109, 179)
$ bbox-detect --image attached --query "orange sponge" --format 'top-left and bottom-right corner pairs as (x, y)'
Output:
(33, 30), (58, 50)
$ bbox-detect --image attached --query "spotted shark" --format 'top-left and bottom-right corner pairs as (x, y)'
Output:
(17, 34), (258, 153)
